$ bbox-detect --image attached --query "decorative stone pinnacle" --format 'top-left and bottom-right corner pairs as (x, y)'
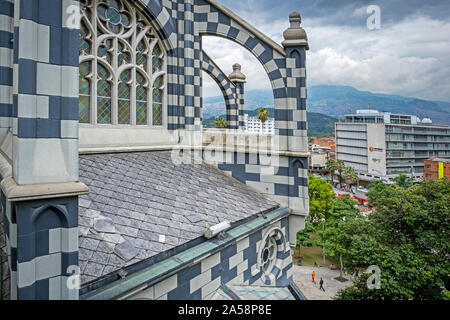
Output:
(289, 12), (301, 27)
(229, 63), (246, 83)
(282, 11), (309, 49)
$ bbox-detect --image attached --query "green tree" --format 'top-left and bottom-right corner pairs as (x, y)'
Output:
(342, 166), (359, 186)
(336, 160), (345, 185)
(296, 221), (315, 258)
(316, 195), (361, 280)
(256, 107), (269, 123)
(326, 158), (337, 183)
(214, 117), (228, 128)
(308, 174), (336, 223)
(336, 179), (450, 300)
(392, 173), (414, 188)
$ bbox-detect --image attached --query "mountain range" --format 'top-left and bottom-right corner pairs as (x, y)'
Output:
(203, 85), (450, 130)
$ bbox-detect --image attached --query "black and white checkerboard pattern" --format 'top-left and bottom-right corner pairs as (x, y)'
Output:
(201, 51), (239, 129)
(0, 0), (309, 300)
(127, 217), (293, 300)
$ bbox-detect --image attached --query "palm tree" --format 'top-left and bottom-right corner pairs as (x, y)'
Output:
(326, 158), (337, 183)
(336, 160), (345, 185)
(342, 166), (358, 187)
(257, 107), (269, 123)
(214, 117), (228, 128)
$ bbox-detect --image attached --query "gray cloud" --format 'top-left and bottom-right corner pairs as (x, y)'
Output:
(202, 1), (450, 102)
(220, 0), (450, 26)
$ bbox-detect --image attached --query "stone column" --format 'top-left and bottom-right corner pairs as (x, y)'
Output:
(282, 12), (310, 246)
(0, 0), (88, 300)
(228, 63), (246, 130)
(282, 12), (309, 153)
(0, 0), (13, 143)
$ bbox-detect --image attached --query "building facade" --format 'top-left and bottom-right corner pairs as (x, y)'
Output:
(424, 157), (450, 180)
(244, 114), (275, 135)
(336, 110), (450, 182)
(0, 0), (310, 300)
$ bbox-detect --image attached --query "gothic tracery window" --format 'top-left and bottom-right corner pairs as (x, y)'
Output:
(79, 0), (166, 126)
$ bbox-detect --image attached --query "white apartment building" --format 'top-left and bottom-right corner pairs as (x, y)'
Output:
(336, 110), (450, 183)
(244, 114), (275, 135)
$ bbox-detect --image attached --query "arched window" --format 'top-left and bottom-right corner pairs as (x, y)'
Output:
(79, 0), (166, 126)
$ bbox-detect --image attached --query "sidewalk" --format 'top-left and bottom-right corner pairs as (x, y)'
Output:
(292, 265), (354, 300)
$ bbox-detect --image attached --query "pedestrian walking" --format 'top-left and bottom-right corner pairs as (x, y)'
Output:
(319, 278), (325, 291)
(312, 271), (316, 284)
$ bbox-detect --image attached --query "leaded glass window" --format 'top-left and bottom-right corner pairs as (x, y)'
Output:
(79, 0), (166, 126)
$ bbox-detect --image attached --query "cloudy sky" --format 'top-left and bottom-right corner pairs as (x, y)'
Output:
(201, 0), (450, 102)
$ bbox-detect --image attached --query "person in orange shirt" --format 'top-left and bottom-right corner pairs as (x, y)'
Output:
(312, 271), (316, 284)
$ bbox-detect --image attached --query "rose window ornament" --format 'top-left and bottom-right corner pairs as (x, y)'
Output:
(261, 236), (277, 273)
(97, 0), (131, 33)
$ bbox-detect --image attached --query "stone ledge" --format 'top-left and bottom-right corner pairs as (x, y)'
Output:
(80, 144), (310, 158)
(1, 177), (89, 202)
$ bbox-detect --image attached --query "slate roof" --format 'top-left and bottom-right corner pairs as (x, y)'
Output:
(78, 151), (279, 284)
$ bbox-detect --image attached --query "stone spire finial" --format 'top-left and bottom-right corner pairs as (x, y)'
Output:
(228, 63), (246, 83)
(282, 12), (309, 49)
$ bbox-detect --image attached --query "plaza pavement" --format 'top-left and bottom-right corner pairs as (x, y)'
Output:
(292, 265), (355, 300)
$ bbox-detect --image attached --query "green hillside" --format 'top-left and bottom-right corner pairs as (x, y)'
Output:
(203, 109), (337, 137)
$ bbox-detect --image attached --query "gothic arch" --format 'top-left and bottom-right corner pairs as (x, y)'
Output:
(31, 204), (70, 231)
(201, 52), (239, 129)
(133, 0), (177, 51)
(195, 0), (288, 100)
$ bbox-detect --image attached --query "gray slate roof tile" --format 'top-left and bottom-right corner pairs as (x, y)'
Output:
(78, 151), (279, 284)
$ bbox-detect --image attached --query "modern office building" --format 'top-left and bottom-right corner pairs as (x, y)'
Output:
(335, 110), (450, 183)
(244, 114), (275, 135)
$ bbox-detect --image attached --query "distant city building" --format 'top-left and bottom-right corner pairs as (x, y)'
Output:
(335, 110), (450, 183)
(244, 114), (275, 135)
(424, 157), (450, 180)
(311, 137), (336, 159)
(309, 146), (330, 171)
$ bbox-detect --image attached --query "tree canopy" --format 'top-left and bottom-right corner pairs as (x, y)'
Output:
(308, 174), (336, 223)
(214, 117), (228, 128)
(335, 178), (450, 300)
(256, 107), (269, 123)
(316, 195), (362, 278)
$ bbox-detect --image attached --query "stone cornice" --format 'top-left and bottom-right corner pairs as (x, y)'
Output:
(1, 177), (89, 202)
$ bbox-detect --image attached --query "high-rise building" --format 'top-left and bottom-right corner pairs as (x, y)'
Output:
(244, 114), (275, 135)
(335, 110), (450, 183)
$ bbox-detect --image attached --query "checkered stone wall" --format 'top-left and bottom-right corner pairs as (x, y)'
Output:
(11, 0), (80, 185)
(283, 46), (308, 153)
(201, 51), (239, 129)
(14, 196), (79, 300)
(215, 152), (309, 215)
(128, 216), (293, 300)
(235, 81), (245, 129)
(138, 0), (309, 147)
(0, 0), (13, 142)
(2, 0), (82, 300)
(1, 190), (16, 299)
(2, 0), (310, 301)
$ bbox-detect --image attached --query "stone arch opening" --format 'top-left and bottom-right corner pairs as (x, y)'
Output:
(201, 36), (277, 131)
(201, 71), (232, 129)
